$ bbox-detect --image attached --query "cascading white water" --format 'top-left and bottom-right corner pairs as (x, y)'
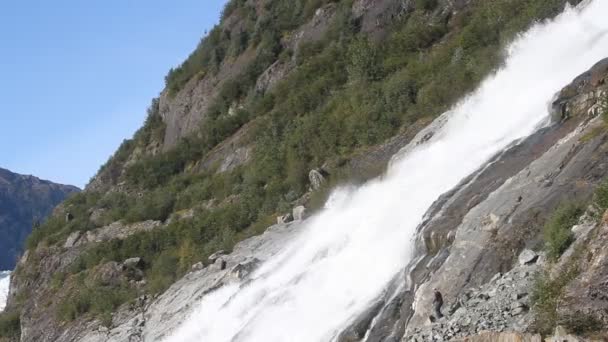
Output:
(166, 2), (608, 341)
(0, 271), (10, 312)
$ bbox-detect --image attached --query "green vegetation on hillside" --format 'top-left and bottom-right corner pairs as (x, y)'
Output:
(13, 0), (582, 326)
(532, 178), (608, 336)
(543, 202), (584, 260)
(531, 258), (580, 335)
(0, 312), (20, 340)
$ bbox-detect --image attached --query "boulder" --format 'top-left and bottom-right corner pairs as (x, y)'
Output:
(123, 257), (144, 269)
(63, 231), (81, 249)
(518, 249), (538, 265)
(89, 208), (107, 227)
(230, 258), (261, 280)
(208, 250), (227, 263)
(309, 169), (327, 190)
(277, 213), (293, 224)
(93, 262), (124, 287)
(481, 213), (500, 232)
(293, 206), (307, 221)
(122, 258), (145, 282)
(215, 258), (227, 271)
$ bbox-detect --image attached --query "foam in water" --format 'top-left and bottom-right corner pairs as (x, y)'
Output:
(0, 271), (10, 312)
(166, 2), (608, 341)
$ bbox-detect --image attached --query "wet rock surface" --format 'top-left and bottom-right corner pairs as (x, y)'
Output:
(346, 57), (608, 342)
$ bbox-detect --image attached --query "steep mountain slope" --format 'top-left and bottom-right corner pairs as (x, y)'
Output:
(0, 168), (78, 270)
(1, 0), (601, 341)
(18, 51), (608, 342)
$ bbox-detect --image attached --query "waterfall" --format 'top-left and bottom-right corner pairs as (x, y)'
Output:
(165, 1), (608, 341)
(0, 271), (10, 312)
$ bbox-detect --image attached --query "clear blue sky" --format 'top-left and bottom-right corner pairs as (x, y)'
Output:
(0, 0), (227, 188)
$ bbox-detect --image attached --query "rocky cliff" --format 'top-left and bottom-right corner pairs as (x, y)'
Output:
(22, 57), (608, 342)
(3, 0), (603, 341)
(0, 168), (78, 270)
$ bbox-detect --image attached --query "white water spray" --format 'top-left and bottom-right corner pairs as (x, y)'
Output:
(0, 271), (10, 312)
(166, 2), (608, 341)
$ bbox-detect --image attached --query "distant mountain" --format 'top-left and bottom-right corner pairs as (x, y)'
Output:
(0, 168), (79, 269)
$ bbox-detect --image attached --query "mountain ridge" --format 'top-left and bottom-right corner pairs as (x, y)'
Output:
(0, 167), (79, 270)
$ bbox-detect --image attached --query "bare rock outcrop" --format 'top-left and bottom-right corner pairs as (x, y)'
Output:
(309, 169), (328, 190)
(66, 220), (162, 248)
(196, 121), (255, 174)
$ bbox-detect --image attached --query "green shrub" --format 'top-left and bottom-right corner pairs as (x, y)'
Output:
(560, 313), (603, 335)
(147, 251), (179, 294)
(0, 311), (20, 339)
(543, 202), (584, 261)
(347, 37), (381, 82)
(57, 289), (91, 322)
(124, 189), (176, 223)
(57, 282), (135, 324)
(531, 262), (579, 335)
(601, 94), (608, 123)
(26, 191), (101, 249)
(415, 0), (438, 10)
